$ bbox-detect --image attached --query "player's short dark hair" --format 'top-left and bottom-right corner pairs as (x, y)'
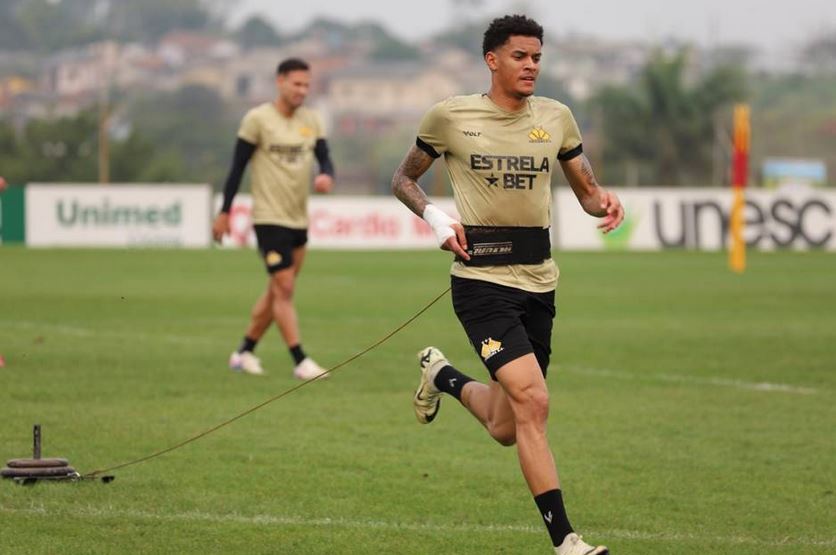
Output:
(482, 15), (543, 56)
(277, 58), (310, 75)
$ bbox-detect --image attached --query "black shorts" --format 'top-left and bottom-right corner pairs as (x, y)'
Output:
(254, 224), (308, 274)
(451, 276), (555, 380)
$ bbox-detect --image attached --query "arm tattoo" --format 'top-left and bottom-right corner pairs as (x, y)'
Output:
(391, 145), (435, 217)
(579, 155), (598, 187)
(562, 154), (606, 217)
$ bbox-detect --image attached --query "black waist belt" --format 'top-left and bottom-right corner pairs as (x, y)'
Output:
(456, 226), (551, 266)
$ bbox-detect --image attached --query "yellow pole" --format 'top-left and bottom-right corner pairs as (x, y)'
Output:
(729, 188), (746, 272)
(729, 104), (750, 273)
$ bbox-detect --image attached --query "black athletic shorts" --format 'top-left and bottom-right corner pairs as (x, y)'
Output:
(451, 275), (555, 380)
(253, 224), (308, 274)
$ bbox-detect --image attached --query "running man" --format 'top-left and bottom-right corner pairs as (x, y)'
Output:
(213, 58), (335, 380)
(391, 15), (623, 555)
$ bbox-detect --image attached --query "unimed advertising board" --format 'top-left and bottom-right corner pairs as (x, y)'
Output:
(27, 184), (212, 247)
(555, 187), (836, 251)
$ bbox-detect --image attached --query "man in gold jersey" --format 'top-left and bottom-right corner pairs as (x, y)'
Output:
(392, 16), (623, 555)
(213, 58), (335, 380)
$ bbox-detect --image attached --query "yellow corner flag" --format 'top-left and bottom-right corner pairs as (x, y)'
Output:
(729, 104), (750, 273)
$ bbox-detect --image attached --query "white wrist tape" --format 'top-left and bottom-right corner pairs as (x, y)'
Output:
(422, 204), (457, 247)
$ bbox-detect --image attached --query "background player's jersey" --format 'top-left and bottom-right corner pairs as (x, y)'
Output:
(417, 94), (583, 292)
(238, 103), (325, 229)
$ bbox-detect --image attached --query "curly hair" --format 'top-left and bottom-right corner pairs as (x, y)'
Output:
(482, 14), (543, 56)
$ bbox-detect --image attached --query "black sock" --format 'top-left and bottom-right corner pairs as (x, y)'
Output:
(534, 489), (574, 547)
(238, 336), (258, 354)
(289, 344), (306, 365)
(433, 365), (474, 401)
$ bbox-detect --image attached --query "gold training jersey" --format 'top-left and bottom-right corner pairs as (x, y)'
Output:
(238, 102), (325, 229)
(417, 94), (583, 292)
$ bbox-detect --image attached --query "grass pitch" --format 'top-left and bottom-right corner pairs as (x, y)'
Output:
(0, 248), (834, 554)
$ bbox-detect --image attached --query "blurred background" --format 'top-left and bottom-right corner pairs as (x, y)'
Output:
(1, 0), (834, 194)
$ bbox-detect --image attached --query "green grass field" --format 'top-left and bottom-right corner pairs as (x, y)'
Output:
(0, 247), (834, 554)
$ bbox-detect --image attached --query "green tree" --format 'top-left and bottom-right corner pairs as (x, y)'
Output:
(0, 111), (186, 183)
(432, 20), (488, 53)
(293, 18), (420, 61)
(592, 49), (747, 186)
(123, 85), (239, 186)
(750, 73), (836, 187)
(801, 32), (836, 73)
(13, 0), (101, 51)
(15, 111), (100, 181)
(109, 130), (186, 182)
(369, 35), (421, 61)
(535, 74), (574, 105)
(0, 121), (26, 179)
(104, 0), (217, 42)
(235, 15), (281, 50)
(0, 1), (28, 50)
(354, 22), (419, 61)
(3, 0), (226, 50)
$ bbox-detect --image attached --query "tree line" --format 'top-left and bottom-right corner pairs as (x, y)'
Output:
(3, 50), (835, 188)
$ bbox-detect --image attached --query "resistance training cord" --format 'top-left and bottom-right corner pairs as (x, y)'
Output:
(82, 286), (451, 479)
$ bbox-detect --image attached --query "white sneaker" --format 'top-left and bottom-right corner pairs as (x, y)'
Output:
(293, 357), (329, 381)
(413, 346), (447, 424)
(555, 533), (608, 555)
(229, 351), (265, 376)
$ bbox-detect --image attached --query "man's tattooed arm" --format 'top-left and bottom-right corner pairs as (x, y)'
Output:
(560, 153), (608, 217)
(560, 153), (625, 233)
(391, 145), (435, 217)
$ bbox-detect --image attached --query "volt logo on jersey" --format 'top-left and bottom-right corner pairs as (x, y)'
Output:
(528, 127), (551, 143)
(480, 338), (504, 360)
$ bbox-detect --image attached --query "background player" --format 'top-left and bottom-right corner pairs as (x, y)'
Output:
(213, 58), (335, 380)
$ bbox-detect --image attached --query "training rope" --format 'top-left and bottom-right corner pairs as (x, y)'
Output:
(82, 286), (451, 479)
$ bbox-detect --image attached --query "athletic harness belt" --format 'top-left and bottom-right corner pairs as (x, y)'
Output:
(456, 226), (551, 266)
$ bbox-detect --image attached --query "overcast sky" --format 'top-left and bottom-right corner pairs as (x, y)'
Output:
(237, 0), (835, 52)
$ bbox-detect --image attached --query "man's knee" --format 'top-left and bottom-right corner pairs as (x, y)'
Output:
(512, 385), (550, 426)
(269, 272), (295, 299)
(488, 422), (516, 446)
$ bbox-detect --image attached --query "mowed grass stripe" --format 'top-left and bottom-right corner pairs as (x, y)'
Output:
(2, 505), (834, 548)
(2, 321), (821, 394)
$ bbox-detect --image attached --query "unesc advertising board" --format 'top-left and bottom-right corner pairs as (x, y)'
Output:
(555, 187), (836, 251)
